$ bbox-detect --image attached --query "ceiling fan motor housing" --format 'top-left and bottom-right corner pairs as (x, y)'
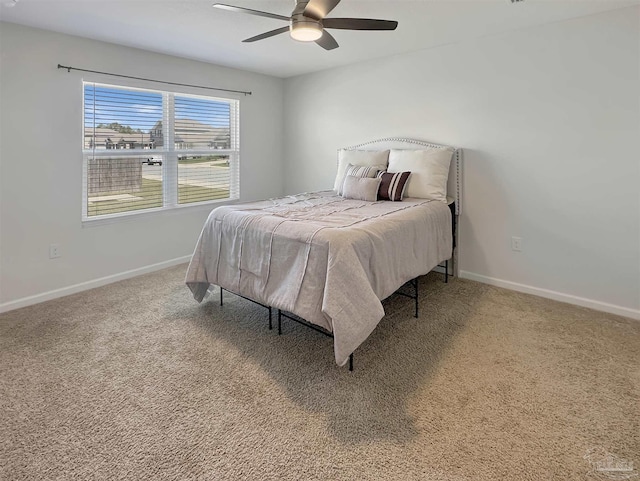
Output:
(290, 1), (323, 41)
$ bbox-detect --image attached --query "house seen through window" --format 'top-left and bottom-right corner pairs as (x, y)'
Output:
(83, 82), (239, 219)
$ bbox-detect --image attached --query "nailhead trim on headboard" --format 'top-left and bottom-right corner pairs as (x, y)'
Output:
(342, 137), (462, 215)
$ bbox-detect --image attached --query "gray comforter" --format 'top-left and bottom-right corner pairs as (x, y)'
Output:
(186, 191), (452, 366)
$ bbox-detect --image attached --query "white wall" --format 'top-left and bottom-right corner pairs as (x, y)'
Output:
(283, 7), (640, 318)
(0, 23), (284, 310)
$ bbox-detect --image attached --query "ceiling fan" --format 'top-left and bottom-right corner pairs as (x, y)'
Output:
(213, 0), (398, 51)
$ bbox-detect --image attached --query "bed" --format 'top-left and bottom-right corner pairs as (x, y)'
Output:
(186, 138), (462, 368)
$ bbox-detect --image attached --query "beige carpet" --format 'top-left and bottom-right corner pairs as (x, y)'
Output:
(1, 265), (638, 480)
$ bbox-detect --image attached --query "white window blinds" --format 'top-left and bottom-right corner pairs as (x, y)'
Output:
(83, 82), (239, 220)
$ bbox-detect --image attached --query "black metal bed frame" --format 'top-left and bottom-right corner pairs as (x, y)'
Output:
(276, 309), (355, 371)
(218, 264), (448, 371)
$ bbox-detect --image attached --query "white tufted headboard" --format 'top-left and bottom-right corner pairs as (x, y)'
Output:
(342, 138), (462, 215)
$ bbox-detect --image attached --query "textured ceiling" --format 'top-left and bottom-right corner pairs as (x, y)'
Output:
(1, 0), (638, 78)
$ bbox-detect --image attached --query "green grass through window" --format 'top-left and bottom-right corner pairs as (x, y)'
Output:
(87, 178), (229, 217)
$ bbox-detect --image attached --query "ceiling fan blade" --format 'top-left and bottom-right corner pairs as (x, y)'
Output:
(213, 3), (290, 22)
(243, 26), (290, 43)
(315, 30), (339, 50)
(303, 0), (341, 20)
(323, 18), (398, 31)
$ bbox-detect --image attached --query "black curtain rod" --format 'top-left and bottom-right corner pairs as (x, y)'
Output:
(57, 64), (252, 96)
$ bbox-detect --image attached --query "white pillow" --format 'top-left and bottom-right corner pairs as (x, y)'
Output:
(342, 175), (381, 202)
(387, 148), (454, 201)
(334, 149), (389, 192)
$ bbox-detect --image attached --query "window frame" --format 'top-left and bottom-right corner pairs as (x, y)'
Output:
(81, 81), (240, 223)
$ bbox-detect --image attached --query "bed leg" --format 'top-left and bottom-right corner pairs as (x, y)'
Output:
(278, 309), (282, 335)
(268, 307), (273, 331)
(444, 260), (449, 284)
(220, 287), (224, 306)
(452, 247), (456, 280)
(349, 354), (354, 371)
(414, 278), (419, 318)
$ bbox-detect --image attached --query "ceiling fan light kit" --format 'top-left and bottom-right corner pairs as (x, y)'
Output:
(290, 20), (323, 42)
(213, 0), (398, 50)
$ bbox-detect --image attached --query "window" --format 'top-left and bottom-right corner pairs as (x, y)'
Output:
(83, 82), (239, 219)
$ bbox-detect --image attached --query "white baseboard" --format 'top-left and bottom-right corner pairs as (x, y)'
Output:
(0, 255), (192, 314)
(3, 261), (637, 321)
(459, 270), (640, 321)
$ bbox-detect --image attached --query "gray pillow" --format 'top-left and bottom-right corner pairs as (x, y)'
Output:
(342, 175), (382, 202)
(337, 163), (383, 196)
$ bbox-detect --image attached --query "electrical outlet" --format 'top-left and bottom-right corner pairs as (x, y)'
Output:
(511, 236), (523, 252)
(49, 244), (61, 259)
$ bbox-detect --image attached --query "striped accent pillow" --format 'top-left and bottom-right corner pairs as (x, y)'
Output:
(377, 171), (411, 201)
(338, 163), (381, 196)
